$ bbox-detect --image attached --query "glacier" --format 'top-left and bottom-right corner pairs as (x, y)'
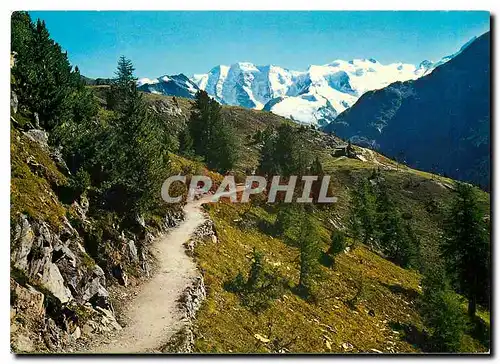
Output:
(138, 37), (474, 127)
(190, 59), (435, 126)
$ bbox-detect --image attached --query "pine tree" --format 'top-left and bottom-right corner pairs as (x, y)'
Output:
(442, 182), (490, 318)
(188, 90), (237, 172)
(328, 230), (346, 266)
(420, 263), (466, 352)
(297, 216), (321, 298)
(348, 179), (376, 246)
(374, 183), (419, 268)
(107, 56), (138, 112)
(11, 12), (81, 130)
(257, 125), (278, 176)
(178, 127), (194, 157)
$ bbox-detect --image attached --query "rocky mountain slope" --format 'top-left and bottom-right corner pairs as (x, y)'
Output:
(323, 32), (490, 190)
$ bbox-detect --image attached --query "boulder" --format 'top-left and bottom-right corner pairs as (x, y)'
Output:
(24, 129), (49, 150)
(127, 240), (139, 262)
(82, 277), (109, 308)
(11, 215), (35, 271)
(40, 263), (73, 304)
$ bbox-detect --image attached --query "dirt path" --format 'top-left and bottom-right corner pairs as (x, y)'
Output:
(88, 187), (243, 353)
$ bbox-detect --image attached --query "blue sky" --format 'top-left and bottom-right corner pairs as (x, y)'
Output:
(28, 11), (490, 79)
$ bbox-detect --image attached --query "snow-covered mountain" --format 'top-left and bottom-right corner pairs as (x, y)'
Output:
(137, 74), (199, 99)
(189, 59), (436, 126)
(138, 38), (473, 126)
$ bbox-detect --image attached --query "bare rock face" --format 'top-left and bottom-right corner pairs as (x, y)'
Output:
(127, 240), (138, 262)
(10, 213), (122, 352)
(11, 280), (45, 318)
(163, 275), (207, 353)
(24, 129), (49, 150)
(41, 262), (73, 304)
(11, 90), (18, 114)
(11, 215), (35, 271)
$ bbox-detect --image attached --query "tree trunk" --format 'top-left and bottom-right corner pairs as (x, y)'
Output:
(468, 296), (477, 318)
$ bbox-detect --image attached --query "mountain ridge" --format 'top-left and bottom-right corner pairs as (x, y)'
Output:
(137, 36), (476, 126)
(323, 31), (490, 189)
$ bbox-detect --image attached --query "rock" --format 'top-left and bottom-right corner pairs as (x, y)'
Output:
(193, 219), (216, 239)
(95, 306), (122, 331)
(50, 146), (70, 174)
(127, 240), (138, 262)
(135, 214), (146, 228)
(211, 235), (218, 244)
(342, 342), (353, 351)
(52, 241), (77, 268)
(71, 326), (81, 340)
(11, 91), (18, 113)
(12, 333), (35, 353)
(82, 323), (94, 336)
(140, 251), (150, 277)
(254, 333), (270, 343)
(43, 318), (62, 351)
(82, 277), (109, 307)
(112, 264), (128, 287)
(11, 215), (35, 271)
(24, 129), (49, 150)
(41, 262), (73, 304)
(33, 112), (40, 128)
(179, 276), (206, 320)
(11, 280), (45, 318)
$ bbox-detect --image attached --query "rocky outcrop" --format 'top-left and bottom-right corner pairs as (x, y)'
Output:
(185, 218), (218, 257)
(162, 276), (206, 353)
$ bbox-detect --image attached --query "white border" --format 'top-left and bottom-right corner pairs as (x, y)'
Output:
(2, 1), (496, 363)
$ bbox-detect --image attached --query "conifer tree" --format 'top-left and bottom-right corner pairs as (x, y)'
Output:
(420, 263), (467, 352)
(178, 127), (194, 157)
(348, 179), (376, 246)
(257, 125), (278, 176)
(188, 90), (237, 172)
(297, 216), (321, 298)
(107, 56), (138, 112)
(328, 230), (346, 266)
(442, 182), (490, 318)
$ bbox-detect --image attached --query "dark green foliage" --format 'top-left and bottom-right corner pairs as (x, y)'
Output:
(442, 182), (490, 317)
(257, 123), (312, 177)
(226, 248), (284, 313)
(327, 230), (346, 266)
(69, 168), (91, 196)
(420, 264), (467, 352)
(348, 178), (420, 269)
(375, 183), (419, 269)
(188, 90), (237, 172)
(11, 12), (97, 130)
(178, 127), (194, 157)
(274, 204), (302, 243)
(106, 56), (137, 113)
(347, 179), (376, 246)
(297, 216), (321, 298)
